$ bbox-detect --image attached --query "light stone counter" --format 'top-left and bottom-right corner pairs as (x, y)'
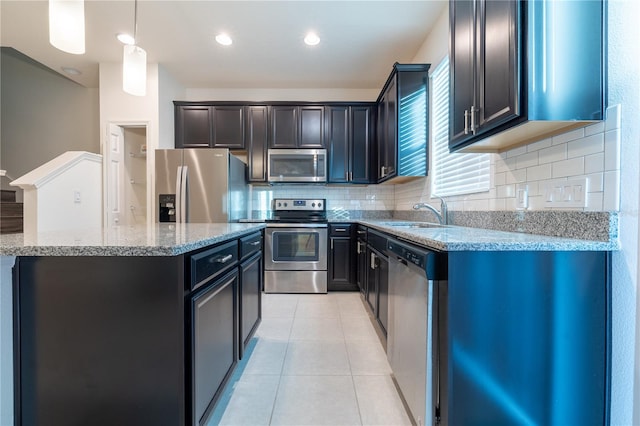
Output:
(0, 223), (266, 257)
(358, 220), (618, 252)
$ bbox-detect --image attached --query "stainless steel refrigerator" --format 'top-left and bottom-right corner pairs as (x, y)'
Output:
(155, 148), (247, 223)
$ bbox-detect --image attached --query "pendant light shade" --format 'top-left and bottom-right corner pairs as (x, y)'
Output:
(123, 44), (147, 96)
(49, 0), (85, 54)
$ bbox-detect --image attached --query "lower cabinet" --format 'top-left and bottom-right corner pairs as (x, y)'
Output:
(328, 223), (358, 291)
(239, 251), (262, 359)
(365, 229), (389, 336)
(191, 269), (238, 426)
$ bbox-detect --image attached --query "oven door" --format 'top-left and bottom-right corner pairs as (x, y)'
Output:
(265, 224), (328, 271)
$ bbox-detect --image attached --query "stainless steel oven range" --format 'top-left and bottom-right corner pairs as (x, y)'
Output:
(264, 198), (328, 293)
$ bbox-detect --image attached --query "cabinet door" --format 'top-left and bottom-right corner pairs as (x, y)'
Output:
(246, 106), (269, 182)
(376, 255), (389, 336)
(356, 239), (367, 294)
(176, 105), (212, 148)
(328, 237), (354, 290)
(476, 0), (520, 132)
(270, 106), (298, 148)
(449, 0), (476, 148)
(327, 106), (350, 183)
(378, 79), (397, 182)
(299, 106), (325, 148)
(351, 106), (373, 184)
(212, 106), (245, 149)
(240, 253), (262, 359)
(366, 247), (378, 314)
(192, 270), (238, 425)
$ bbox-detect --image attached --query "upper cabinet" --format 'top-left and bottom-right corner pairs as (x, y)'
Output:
(327, 105), (375, 184)
(175, 103), (245, 149)
(245, 106), (269, 182)
(450, 0), (607, 153)
(376, 64), (430, 183)
(270, 105), (325, 148)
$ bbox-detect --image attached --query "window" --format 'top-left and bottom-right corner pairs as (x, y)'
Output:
(430, 58), (490, 197)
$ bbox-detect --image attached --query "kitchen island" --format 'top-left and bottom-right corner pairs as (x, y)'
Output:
(0, 223), (265, 426)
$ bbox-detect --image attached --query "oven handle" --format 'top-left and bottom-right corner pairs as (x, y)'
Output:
(265, 223), (328, 228)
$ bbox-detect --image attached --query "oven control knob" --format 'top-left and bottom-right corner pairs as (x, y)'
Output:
(284, 202), (288, 207)
(312, 203), (316, 207)
(318, 202), (322, 208)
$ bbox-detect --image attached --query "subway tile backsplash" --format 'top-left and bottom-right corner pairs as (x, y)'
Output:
(250, 105), (620, 216)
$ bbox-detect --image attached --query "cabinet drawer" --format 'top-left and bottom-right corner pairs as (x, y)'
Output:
(240, 232), (262, 260)
(190, 240), (238, 290)
(329, 224), (352, 237)
(356, 225), (367, 241)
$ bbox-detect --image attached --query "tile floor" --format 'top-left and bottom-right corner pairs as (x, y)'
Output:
(208, 292), (412, 426)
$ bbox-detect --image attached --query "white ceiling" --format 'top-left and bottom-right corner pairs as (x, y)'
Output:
(0, 0), (446, 90)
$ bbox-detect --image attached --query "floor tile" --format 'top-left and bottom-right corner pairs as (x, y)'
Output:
(342, 316), (381, 341)
(270, 375), (361, 425)
(338, 298), (369, 318)
(289, 316), (344, 340)
(346, 339), (392, 375)
(263, 294), (299, 318)
(213, 374), (281, 426)
(255, 317), (294, 341)
(295, 298), (340, 318)
(243, 338), (288, 375)
(353, 375), (412, 426)
(282, 340), (350, 376)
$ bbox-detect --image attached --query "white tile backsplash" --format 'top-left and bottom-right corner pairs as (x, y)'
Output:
(252, 106), (621, 215)
(393, 104), (621, 213)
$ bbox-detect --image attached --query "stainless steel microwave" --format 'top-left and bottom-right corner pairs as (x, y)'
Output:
(267, 149), (327, 183)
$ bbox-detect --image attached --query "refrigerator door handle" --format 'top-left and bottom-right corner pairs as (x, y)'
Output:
(180, 165), (189, 222)
(175, 166), (183, 223)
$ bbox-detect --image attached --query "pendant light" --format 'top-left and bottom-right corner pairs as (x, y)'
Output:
(49, 0), (85, 54)
(122, 0), (146, 96)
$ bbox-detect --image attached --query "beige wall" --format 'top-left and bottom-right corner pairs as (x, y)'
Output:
(0, 48), (99, 200)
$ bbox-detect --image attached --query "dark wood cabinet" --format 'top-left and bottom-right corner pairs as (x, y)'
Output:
(212, 106), (245, 149)
(449, 0), (606, 152)
(450, 0), (520, 149)
(245, 105), (269, 182)
(192, 269), (238, 426)
(356, 226), (368, 295)
(239, 232), (263, 359)
(365, 229), (389, 336)
(328, 105), (374, 183)
(270, 105), (325, 148)
(176, 105), (213, 148)
(328, 223), (357, 291)
(376, 64), (429, 183)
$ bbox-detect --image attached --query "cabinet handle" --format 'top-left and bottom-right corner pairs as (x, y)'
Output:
(335, 228), (347, 232)
(250, 241), (261, 246)
(357, 242), (361, 254)
(212, 254), (233, 264)
(464, 109), (469, 135)
(331, 239), (334, 250)
(470, 105), (477, 134)
(349, 171), (353, 181)
(381, 166), (386, 177)
(370, 252), (377, 269)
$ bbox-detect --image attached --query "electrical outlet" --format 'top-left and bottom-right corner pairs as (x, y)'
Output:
(543, 178), (588, 207)
(74, 190), (81, 204)
(516, 184), (529, 209)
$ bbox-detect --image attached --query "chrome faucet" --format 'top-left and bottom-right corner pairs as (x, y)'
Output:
(413, 196), (448, 225)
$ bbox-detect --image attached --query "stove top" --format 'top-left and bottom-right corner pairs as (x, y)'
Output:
(268, 198), (327, 223)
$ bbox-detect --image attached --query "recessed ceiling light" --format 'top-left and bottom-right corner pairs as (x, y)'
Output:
(61, 66), (82, 75)
(304, 32), (320, 46)
(215, 33), (233, 46)
(116, 33), (135, 45)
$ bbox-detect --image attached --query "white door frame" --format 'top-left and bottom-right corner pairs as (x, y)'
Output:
(103, 121), (150, 226)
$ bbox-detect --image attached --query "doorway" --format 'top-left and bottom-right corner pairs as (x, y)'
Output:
(104, 123), (148, 226)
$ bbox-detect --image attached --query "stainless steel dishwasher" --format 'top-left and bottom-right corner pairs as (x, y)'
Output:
(386, 237), (447, 426)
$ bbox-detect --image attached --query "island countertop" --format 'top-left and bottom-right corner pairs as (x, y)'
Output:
(0, 223), (266, 256)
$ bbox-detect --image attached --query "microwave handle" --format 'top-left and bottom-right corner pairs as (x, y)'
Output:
(313, 153), (318, 177)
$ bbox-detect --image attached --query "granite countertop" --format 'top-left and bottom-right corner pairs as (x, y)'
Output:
(358, 220), (619, 252)
(0, 223), (266, 256)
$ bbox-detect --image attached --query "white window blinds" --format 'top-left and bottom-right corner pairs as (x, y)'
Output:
(430, 58), (490, 197)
